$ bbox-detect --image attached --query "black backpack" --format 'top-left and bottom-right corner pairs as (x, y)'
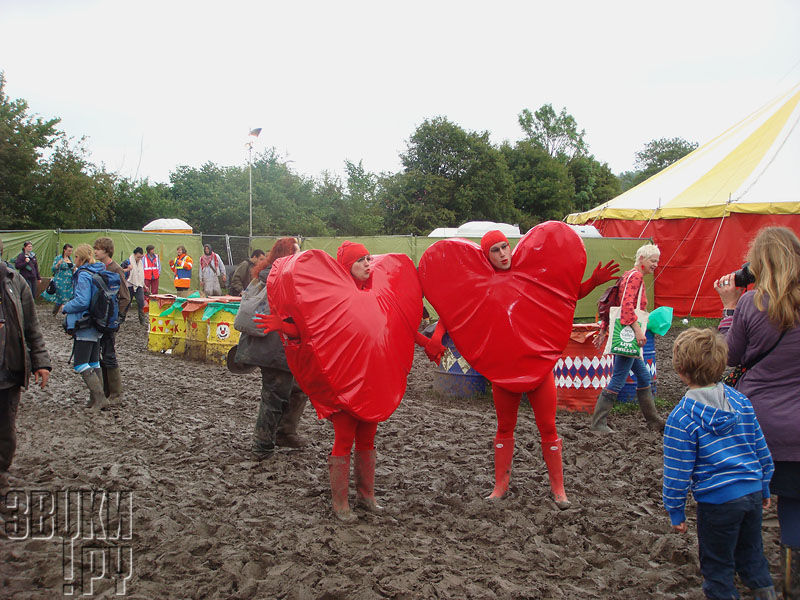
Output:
(70, 269), (121, 334)
(88, 270), (121, 333)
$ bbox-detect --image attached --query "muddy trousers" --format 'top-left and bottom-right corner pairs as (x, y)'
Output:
(0, 387), (21, 474)
(253, 368), (292, 452)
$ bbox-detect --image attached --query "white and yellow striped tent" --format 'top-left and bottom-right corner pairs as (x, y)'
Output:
(567, 82), (800, 317)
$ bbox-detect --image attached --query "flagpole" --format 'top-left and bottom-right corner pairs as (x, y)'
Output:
(247, 127), (262, 239)
(248, 141), (253, 238)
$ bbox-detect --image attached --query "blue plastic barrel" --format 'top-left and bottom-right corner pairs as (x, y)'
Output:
(616, 330), (657, 404)
(432, 333), (490, 398)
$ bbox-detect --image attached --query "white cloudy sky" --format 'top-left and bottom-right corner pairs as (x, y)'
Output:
(1, 0), (799, 184)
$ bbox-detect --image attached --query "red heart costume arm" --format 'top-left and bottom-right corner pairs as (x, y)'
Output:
(418, 221), (586, 393)
(267, 250), (423, 422)
(578, 260), (621, 299)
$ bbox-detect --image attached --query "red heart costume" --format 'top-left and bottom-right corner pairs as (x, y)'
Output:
(267, 249), (423, 422)
(417, 220), (587, 393)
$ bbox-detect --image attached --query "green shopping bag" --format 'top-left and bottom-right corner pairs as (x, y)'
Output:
(605, 306), (648, 358)
(647, 306), (673, 336)
(601, 273), (648, 358)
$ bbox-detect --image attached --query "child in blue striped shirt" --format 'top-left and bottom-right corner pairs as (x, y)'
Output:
(664, 328), (776, 600)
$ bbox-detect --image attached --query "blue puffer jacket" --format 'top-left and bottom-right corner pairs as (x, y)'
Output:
(62, 262), (105, 341)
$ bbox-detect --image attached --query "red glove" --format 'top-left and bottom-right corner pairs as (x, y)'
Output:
(578, 260), (621, 299)
(253, 313), (300, 338)
(413, 321), (447, 365)
(424, 337), (446, 365)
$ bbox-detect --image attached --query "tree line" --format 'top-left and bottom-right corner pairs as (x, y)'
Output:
(0, 73), (697, 236)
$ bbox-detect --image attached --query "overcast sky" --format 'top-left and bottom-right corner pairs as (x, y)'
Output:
(2, 0), (799, 185)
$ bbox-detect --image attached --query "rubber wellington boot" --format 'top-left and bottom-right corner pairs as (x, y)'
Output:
(81, 370), (107, 412)
(783, 545), (800, 600)
(354, 449), (384, 512)
(752, 586), (778, 599)
(486, 437), (514, 500)
(105, 367), (124, 407)
(590, 389), (617, 433)
(275, 393), (308, 448)
(542, 438), (571, 510)
(637, 386), (665, 431)
(328, 454), (357, 522)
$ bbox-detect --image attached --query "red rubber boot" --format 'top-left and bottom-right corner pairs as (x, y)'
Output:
(486, 437), (514, 500)
(542, 438), (571, 510)
(354, 449), (384, 512)
(327, 454), (357, 522)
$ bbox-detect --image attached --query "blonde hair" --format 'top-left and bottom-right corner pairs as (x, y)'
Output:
(672, 328), (728, 387)
(635, 243), (660, 266)
(748, 227), (800, 331)
(74, 244), (95, 266)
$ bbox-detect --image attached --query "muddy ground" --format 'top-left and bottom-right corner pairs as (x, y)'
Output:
(0, 305), (781, 599)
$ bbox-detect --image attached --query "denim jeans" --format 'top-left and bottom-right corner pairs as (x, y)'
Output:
(606, 354), (651, 393)
(697, 491), (773, 599)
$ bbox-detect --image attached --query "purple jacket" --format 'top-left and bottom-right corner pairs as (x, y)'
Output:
(721, 290), (800, 462)
(14, 251), (40, 283)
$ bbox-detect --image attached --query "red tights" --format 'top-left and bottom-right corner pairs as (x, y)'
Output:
(491, 375), (558, 443)
(329, 411), (378, 456)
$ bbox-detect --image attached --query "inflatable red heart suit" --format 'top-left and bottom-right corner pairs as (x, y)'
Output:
(267, 250), (423, 422)
(418, 221), (586, 393)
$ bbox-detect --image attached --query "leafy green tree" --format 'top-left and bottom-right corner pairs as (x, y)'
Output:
(568, 156), (621, 213)
(30, 138), (116, 228)
(388, 117), (518, 232)
(518, 104), (587, 162)
(0, 72), (62, 228)
(501, 140), (574, 229)
(377, 171), (457, 235)
(620, 136), (698, 191)
(112, 178), (176, 230)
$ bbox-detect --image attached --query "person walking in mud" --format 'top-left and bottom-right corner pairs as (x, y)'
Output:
(14, 241), (41, 300)
(590, 243), (664, 433)
(0, 254), (51, 496)
(93, 237), (130, 407)
(255, 241), (445, 521)
(230, 238), (309, 457)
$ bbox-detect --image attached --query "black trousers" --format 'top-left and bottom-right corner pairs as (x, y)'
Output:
(0, 386), (21, 472)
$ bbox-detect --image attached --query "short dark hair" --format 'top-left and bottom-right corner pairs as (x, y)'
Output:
(251, 249), (266, 259)
(133, 246), (144, 255)
(146, 244), (155, 253)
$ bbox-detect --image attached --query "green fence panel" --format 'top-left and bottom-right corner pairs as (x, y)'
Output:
(0, 230), (59, 276)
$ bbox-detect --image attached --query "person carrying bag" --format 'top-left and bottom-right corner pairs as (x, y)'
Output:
(604, 271), (649, 359)
(590, 243), (664, 433)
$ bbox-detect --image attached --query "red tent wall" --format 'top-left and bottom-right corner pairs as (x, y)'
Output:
(590, 214), (800, 317)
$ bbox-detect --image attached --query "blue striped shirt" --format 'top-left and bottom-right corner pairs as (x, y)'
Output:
(662, 383), (773, 526)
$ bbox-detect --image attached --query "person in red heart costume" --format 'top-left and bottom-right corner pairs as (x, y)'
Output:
(255, 241), (445, 522)
(421, 226), (618, 509)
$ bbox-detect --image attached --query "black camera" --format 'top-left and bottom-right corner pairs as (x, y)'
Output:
(734, 262), (755, 288)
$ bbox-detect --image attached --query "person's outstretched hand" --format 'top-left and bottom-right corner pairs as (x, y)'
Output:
(253, 313), (299, 338)
(579, 260), (621, 298)
(592, 260), (620, 285)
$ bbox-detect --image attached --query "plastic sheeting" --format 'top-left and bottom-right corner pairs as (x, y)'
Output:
(418, 221), (586, 394)
(268, 250), (422, 422)
(592, 213), (800, 317)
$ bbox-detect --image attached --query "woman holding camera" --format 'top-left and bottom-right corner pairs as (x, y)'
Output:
(14, 241), (41, 300)
(715, 226), (800, 598)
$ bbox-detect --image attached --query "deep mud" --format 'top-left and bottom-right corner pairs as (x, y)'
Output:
(0, 306), (781, 599)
